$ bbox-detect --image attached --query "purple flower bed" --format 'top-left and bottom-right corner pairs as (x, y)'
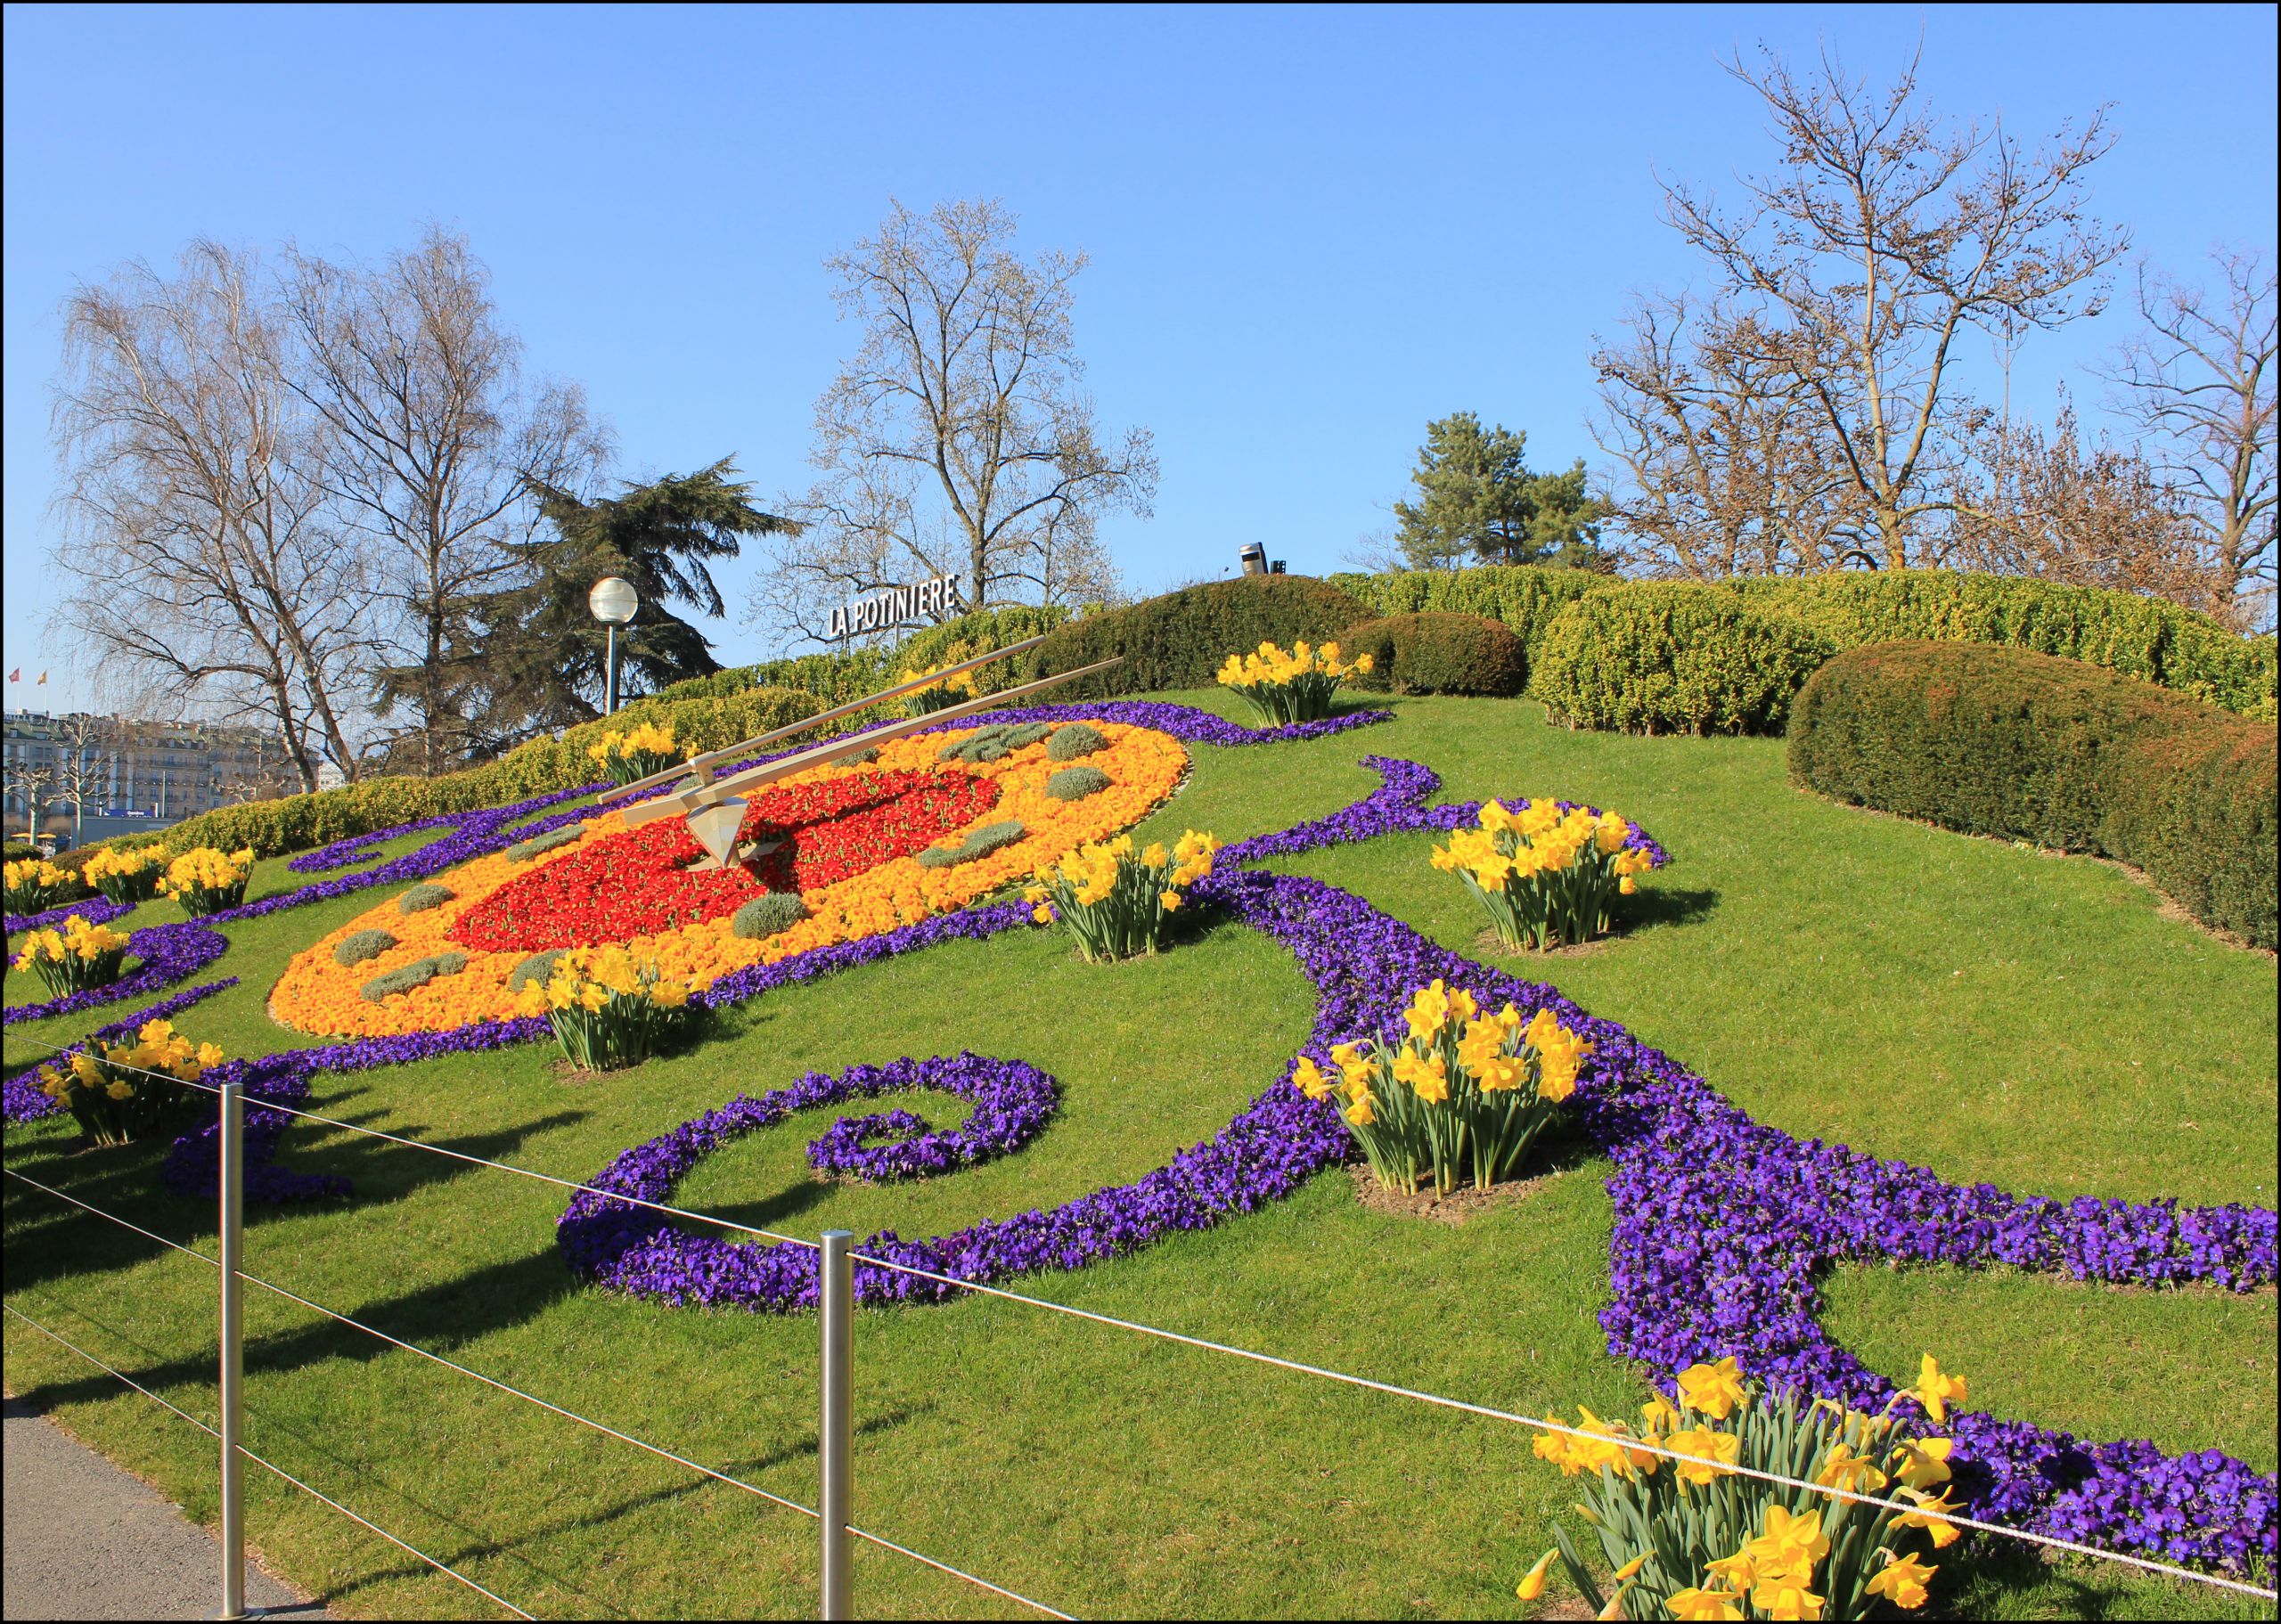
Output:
(4, 737), (2271, 1573)
(800, 1054), (1059, 1180)
(924, 698), (1393, 747)
(4, 920), (231, 1024)
(4, 894), (133, 937)
(1, 977), (244, 1125)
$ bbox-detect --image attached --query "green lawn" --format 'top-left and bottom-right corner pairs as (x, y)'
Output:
(5, 692), (2275, 1620)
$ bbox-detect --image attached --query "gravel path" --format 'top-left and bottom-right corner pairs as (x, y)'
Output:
(4, 1393), (327, 1620)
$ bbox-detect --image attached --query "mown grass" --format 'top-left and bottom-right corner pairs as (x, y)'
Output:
(5, 691), (2275, 1620)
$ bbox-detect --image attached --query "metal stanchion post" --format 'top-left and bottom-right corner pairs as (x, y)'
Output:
(820, 1230), (854, 1620)
(217, 1078), (247, 1620)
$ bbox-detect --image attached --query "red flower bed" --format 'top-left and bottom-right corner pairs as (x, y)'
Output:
(450, 770), (999, 953)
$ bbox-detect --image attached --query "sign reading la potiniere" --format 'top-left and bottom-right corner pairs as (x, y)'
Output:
(828, 574), (963, 641)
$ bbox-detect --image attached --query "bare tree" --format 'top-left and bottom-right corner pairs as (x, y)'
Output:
(4, 759), (56, 842)
(50, 713), (117, 847)
(1592, 294), (1868, 576)
(281, 227), (611, 773)
(2101, 250), (2277, 627)
(53, 242), (372, 790)
(1623, 45), (2126, 567)
(1950, 395), (2223, 609)
(757, 200), (1155, 644)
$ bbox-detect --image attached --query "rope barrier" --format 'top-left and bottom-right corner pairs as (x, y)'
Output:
(3, 1298), (531, 1619)
(10, 1037), (2272, 1604)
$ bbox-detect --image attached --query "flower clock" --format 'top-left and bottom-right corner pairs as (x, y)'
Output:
(4, 698), (2273, 1583)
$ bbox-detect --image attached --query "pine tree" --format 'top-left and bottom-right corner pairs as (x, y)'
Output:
(468, 459), (797, 748)
(1393, 413), (1608, 570)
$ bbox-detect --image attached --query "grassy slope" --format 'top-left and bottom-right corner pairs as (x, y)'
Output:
(4, 693), (2274, 1620)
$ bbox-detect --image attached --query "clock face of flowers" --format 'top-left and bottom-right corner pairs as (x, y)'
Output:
(270, 721), (1190, 1037)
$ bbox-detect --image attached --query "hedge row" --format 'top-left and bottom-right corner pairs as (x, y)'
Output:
(1535, 585), (1835, 735)
(130, 685), (827, 858)
(1014, 575), (1373, 698)
(1787, 642), (2278, 948)
(1345, 612), (1527, 697)
(1330, 565), (2277, 723)
(651, 604), (1076, 706)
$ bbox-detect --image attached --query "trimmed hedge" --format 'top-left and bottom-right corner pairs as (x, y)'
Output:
(1328, 566), (1602, 678)
(1016, 575), (1373, 699)
(1344, 612), (1527, 697)
(126, 685), (825, 860)
(1788, 642), (2278, 948)
(1330, 565), (2277, 719)
(1535, 586), (1835, 735)
(1735, 571), (2277, 719)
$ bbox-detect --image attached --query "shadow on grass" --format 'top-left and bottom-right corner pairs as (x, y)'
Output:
(1, 1098), (589, 1296)
(1937, 1539), (2276, 1622)
(1627, 884), (1720, 934)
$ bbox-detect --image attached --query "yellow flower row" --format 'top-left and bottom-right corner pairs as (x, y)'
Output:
(1431, 801), (1654, 893)
(159, 846), (255, 897)
(84, 845), (167, 883)
(271, 721), (1190, 1038)
(12, 913), (132, 970)
(585, 722), (684, 765)
(511, 944), (695, 1016)
(1213, 639), (1371, 689)
(37, 1020), (223, 1103)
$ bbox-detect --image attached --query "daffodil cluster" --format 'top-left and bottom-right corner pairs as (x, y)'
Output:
(158, 846), (255, 917)
(36, 1020), (224, 1147)
(1521, 1355), (1963, 1620)
(900, 657), (982, 716)
(1214, 640), (1371, 725)
(1025, 830), (1220, 962)
(83, 844), (168, 903)
(1296, 977), (1590, 1196)
(12, 913), (133, 997)
(585, 723), (685, 788)
(1431, 798), (1656, 951)
(3, 856), (76, 915)
(512, 944), (701, 1071)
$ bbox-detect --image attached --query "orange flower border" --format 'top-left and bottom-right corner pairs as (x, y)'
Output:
(270, 722), (1190, 1038)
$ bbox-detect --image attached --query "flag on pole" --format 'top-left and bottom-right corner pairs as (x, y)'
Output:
(6, 668), (17, 682)
(37, 672), (47, 684)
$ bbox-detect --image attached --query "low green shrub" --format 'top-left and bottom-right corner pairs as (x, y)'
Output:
(1328, 566), (1601, 676)
(936, 722), (1052, 764)
(1536, 586), (1835, 735)
(1788, 641), (2278, 948)
(506, 827), (583, 862)
(506, 950), (569, 993)
(360, 952), (468, 1003)
(332, 929), (397, 967)
(1045, 722), (1108, 762)
(731, 893), (811, 939)
(1018, 575), (1372, 698)
(916, 820), (1028, 869)
(130, 685), (824, 861)
(1045, 765), (1112, 802)
(397, 884), (454, 915)
(1344, 612), (1527, 696)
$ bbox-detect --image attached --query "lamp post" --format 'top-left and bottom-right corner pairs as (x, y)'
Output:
(588, 576), (641, 715)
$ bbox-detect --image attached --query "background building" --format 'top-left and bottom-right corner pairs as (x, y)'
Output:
(3, 708), (298, 846)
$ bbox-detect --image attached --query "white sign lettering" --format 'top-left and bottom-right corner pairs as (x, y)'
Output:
(828, 574), (962, 641)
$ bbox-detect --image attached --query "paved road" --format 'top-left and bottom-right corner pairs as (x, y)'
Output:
(4, 1393), (327, 1620)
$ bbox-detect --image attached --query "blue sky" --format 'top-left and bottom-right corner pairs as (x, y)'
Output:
(5, 3), (2275, 711)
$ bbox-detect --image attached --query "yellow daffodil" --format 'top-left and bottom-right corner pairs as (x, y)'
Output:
(1864, 1551), (1937, 1610)
(1666, 1588), (1744, 1622)
(1892, 1437), (1953, 1492)
(1913, 1355), (1966, 1424)
(1677, 1357), (1746, 1420)
(1514, 1548), (1557, 1602)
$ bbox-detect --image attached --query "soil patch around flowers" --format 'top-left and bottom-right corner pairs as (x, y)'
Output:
(1472, 927), (1617, 962)
(1346, 1162), (1564, 1224)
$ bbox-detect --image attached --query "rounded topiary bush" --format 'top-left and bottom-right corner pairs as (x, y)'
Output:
(332, 928), (397, 967)
(916, 820), (1029, 869)
(1535, 585), (1835, 735)
(360, 952), (469, 1003)
(1788, 641), (2278, 948)
(1046, 766), (1112, 802)
(397, 883), (454, 915)
(1045, 722), (1108, 762)
(731, 893), (811, 939)
(1344, 612), (1527, 696)
(507, 950), (569, 992)
(507, 827), (583, 862)
(1018, 575), (1373, 699)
